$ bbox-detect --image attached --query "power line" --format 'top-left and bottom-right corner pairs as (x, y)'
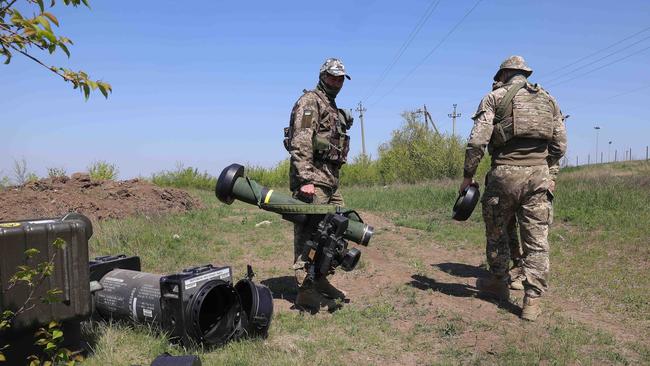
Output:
(603, 83), (650, 100)
(539, 25), (650, 79)
(547, 43), (650, 88)
(362, 0), (441, 102)
(543, 34), (650, 84)
(370, 0), (483, 107)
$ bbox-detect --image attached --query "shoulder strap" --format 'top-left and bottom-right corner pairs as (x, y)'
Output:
(494, 82), (525, 124)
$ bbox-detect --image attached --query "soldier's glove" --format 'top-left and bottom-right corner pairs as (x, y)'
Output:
(338, 108), (354, 130)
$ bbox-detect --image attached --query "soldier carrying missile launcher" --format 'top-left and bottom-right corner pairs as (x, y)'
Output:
(283, 58), (354, 312)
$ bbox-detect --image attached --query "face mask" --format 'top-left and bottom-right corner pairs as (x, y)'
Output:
(318, 75), (341, 99)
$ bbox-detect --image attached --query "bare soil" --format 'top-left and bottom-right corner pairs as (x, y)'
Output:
(0, 173), (202, 223)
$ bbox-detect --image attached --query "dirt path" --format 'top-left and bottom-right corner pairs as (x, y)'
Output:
(265, 210), (647, 361)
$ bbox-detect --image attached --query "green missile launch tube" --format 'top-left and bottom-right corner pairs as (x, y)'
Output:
(215, 164), (373, 246)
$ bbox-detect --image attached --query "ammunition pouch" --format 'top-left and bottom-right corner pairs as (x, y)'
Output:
(313, 131), (350, 165)
(283, 126), (292, 151)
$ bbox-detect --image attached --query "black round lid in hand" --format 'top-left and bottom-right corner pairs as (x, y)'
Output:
(452, 183), (480, 221)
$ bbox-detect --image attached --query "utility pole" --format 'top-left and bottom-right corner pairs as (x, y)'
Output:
(615, 150), (617, 162)
(576, 156), (578, 166)
(646, 146), (648, 160)
(448, 104), (461, 137)
(608, 141), (612, 163)
(412, 105), (439, 134)
(594, 126), (601, 165)
(356, 101), (367, 158)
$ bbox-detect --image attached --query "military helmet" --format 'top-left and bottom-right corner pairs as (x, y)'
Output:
(320, 58), (351, 80)
(493, 55), (533, 81)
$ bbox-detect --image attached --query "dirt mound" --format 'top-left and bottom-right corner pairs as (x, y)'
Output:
(0, 173), (202, 223)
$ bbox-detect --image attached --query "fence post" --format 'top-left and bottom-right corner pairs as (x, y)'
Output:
(576, 156), (578, 166)
(601, 152), (603, 164)
(646, 146), (648, 160)
(615, 150), (617, 162)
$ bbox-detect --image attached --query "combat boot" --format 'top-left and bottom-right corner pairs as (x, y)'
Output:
(476, 275), (510, 301)
(314, 277), (347, 300)
(521, 295), (541, 321)
(295, 287), (341, 313)
(510, 277), (524, 290)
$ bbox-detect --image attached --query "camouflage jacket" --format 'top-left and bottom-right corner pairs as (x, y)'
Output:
(464, 75), (567, 181)
(286, 86), (350, 191)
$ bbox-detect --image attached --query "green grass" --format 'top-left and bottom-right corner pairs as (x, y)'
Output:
(78, 161), (649, 365)
(345, 161), (650, 322)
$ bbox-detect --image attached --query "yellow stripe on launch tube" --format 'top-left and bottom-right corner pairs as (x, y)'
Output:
(264, 190), (274, 204)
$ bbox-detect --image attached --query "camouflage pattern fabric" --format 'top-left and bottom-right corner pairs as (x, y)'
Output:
(292, 186), (344, 287)
(482, 165), (553, 298)
(493, 55), (533, 81)
(320, 58), (351, 79)
(287, 86), (349, 191)
(464, 74), (567, 181)
(507, 216), (522, 261)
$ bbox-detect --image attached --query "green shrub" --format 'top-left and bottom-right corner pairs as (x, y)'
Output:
(88, 160), (119, 180)
(47, 167), (67, 178)
(375, 112), (466, 184)
(151, 163), (215, 190)
(340, 154), (380, 186)
(246, 159), (290, 188)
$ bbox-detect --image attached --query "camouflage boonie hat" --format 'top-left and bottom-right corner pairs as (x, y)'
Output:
(493, 55), (533, 81)
(320, 58), (351, 80)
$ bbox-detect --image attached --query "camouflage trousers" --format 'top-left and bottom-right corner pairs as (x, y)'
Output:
(481, 165), (554, 297)
(292, 185), (345, 287)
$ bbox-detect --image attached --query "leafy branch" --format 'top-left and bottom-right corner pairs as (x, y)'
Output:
(0, 0), (111, 99)
(0, 238), (82, 364)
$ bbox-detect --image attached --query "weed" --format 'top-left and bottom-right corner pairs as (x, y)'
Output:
(88, 160), (118, 180)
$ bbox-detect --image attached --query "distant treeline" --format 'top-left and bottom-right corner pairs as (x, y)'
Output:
(151, 112), (490, 190)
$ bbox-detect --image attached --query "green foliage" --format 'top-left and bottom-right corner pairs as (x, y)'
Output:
(0, 0), (111, 99)
(46, 167), (67, 178)
(340, 153), (379, 186)
(87, 160), (118, 180)
(0, 173), (10, 189)
(245, 159), (290, 188)
(151, 163), (216, 190)
(376, 112), (465, 184)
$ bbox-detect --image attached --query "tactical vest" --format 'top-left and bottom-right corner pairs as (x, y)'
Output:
(491, 82), (555, 147)
(284, 89), (350, 165)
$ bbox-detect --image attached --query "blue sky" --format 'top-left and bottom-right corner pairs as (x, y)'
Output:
(2, 0), (649, 179)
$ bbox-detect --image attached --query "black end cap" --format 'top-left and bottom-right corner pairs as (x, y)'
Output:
(215, 164), (245, 204)
(452, 183), (480, 221)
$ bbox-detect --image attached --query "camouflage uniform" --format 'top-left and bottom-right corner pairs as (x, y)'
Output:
(464, 56), (567, 299)
(284, 58), (353, 309)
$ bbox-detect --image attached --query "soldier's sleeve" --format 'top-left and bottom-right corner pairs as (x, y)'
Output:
(288, 95), (319, 187)
(463, 93), (496, 178)
(547, 96), (567, 181)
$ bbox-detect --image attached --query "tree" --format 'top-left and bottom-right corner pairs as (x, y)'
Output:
(0, 0), (111, 99)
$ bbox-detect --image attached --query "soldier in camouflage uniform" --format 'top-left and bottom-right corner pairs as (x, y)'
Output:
(461, 56), (567, 321)
(284, 58), (353, 312)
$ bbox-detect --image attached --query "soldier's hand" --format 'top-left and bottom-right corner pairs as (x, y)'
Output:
(549, 180), (556, 193)
(300, 184), (315, 197)
(459, 178), (475, 195)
